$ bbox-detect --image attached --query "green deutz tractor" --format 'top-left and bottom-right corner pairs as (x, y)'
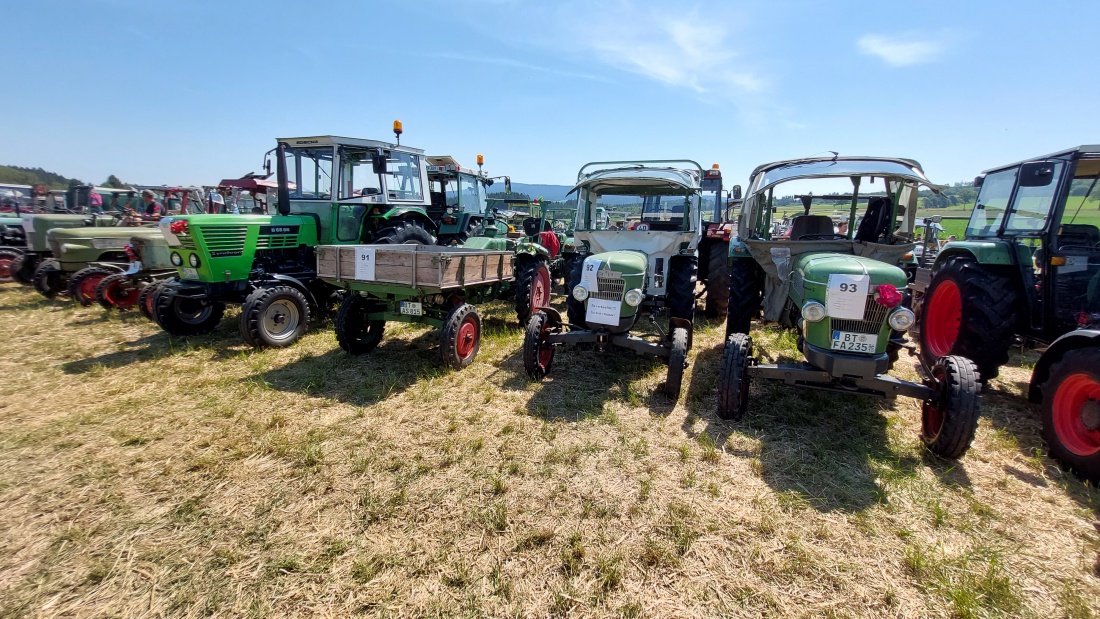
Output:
(155, 130), (497, 347)
(427, 155), (510, 245)
(523, 160), (706, 400)
(917, 146), (1100, 481)
(717, 156), (982, 460)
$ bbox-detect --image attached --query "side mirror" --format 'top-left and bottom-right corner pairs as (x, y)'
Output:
(931, 215), (942, 223)
(973, 174), (984, 188)
(732, 185), (742, 200)
(484, 178), (494, 187)
(505, 178), (512, 194)
(372, 151), (388, 175)
(1019, 161), (1056, 187)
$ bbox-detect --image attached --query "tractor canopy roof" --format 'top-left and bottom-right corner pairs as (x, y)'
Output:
(570, 162), (703, 197)
(277, 135), (423, 155)
(747, 156), (940, 196)
(977, 144), (1100, 177)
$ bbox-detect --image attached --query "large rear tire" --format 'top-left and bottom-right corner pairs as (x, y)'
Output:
(717, 333), (752, 420)
(725, 258), (763, 336)
(704, 241), (730, 319)
(514, 258), (552, 327)
(334, 294), (385, 355)
(667, 256), (697, 322)
(239, 285), (310, 348)
(919, 256), (1020, 381)
(154, 291), (225, 336)
(523, 311), (556, 380)
(33, 260), (65, 299)
(440, 303), (481, 369)
(665, 326), (689, 399)
(68, 266), (116, 305)
(95, 273), (141, 310)
(0, 249), (19, 283)
(371, 220), (435, 245)
(920, 355), (981, 459)
(1040, 348), (1100, 483)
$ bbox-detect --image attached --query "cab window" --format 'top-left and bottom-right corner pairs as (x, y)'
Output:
(338, 149), (382, 199)
(283, 148), (333, 200)
(1006, 161), (1063, 232)
(458, 174), (484, 214)
(385, 152), (423, 201)
(966, 168), (1017, 237)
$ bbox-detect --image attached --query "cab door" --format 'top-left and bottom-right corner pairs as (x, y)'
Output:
(1048, 157), (1100, 331)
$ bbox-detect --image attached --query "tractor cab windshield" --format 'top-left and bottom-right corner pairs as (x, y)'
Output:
(282, 147), (333, 200)
(439, 173), (486, 214)
(572, 165), (702, 233)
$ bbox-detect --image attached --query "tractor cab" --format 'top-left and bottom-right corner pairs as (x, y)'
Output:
(425, 155), (501, 244)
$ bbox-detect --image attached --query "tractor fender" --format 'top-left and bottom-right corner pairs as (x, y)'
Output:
(515, 242), (550, 260)
(374, 207), (438, 233)
(86, 261), (127, 272)
(537, 305), (563, 326)
(1028, 329), (1100, 403)
(668, 316), (694, 350)
(254, 273), (319, 309)
(932, 241), (1016, 268)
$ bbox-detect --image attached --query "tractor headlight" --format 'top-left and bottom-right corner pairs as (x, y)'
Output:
(572, 285), (589, 302)
(623, 288), (643, 307)
(170, 252), (183, 266)
(888, 307), (916, 331)
(802, 301), (826, 323)
(188, 253), (200, 268)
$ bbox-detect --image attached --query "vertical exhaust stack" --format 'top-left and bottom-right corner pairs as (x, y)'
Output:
(276, 142), (291, 216)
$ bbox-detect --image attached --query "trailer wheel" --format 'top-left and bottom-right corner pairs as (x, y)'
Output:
(523, 311), (556, 380)
(67, 266), (115, 305)
(0, 249), (19, 283)
(515, 258), (551, 327)
(440, 303), (480, 369)
(96, 273), (141, 310)
(33, 260), (65, 299)
(240, 285), (310, 348)
(725, 259), (763, 336)
(11, 252), (37, 285)
(137, 281), (160, 321)
(920, 355), (981, 459)
(667, 256), (697, 322)
(703, 241), (730, 319)
(154, 291), (225, 336)
(717, 333), (752, 420)
(1041, 348), (1100, 483)
(372, 220), (435, 245)
(565, 254), (585, 326)
(334, 294), (385, 355)
(665, 326), (689, 399)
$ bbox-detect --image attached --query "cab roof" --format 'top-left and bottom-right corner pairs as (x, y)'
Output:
(278, 135), (423, 155)
(747, 156), (939, 195)
(571, 162), (703, 196)
(979, 145), (1100, 175)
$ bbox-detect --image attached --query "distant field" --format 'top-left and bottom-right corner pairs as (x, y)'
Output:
(0, 286), (1098, 617)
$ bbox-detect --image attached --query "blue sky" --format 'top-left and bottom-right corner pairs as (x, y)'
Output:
(2, 0), (1097, 189)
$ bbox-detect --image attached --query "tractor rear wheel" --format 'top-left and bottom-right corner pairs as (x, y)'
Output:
(565, 254), (585, 326)
(440, 303), (480, 369)
(445, 219), (482, 245)
(514, 258), (551, 327)
(372, 220), (435, 245)
(334, 294), (385, 355)
(240, 285), (311, 348)
(1041, 348), (1100, 483)
(704, 241), (730, 319)
(0, 249), (19, 283)
(96, 273), (142, 310)
(68, 266), (115, 305)
(523, 311), (556, 380)
(559, 254), (580, 294)
(920, 355), (981, 459)
(137, 281), (161, 321)
(665, 326), (689, 399)
(667, 256), (697, 322)
(717, 333), (753, 420)
(725, 258), (763, 336)
(154, 292), (225, 336)
(33, 260), (65, 299)
(11, 253), (37, 285)
(919, 256), (1020, 381)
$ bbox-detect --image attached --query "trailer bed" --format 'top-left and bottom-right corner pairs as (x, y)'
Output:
(317, 244), (514, 293)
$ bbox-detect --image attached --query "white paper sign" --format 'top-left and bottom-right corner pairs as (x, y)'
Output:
(826, 273), (869, 320)
(20, 214), (34, 234)
(1058, 255), (1088, 274)
(585, 297), (622, 326)
(355, 247), (376, 280)
(580, 256), (601, 293)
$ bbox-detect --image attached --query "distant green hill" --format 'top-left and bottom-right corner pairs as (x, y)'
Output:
(0, 165), (78, 189)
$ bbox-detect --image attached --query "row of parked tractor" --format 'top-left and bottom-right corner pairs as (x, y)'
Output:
(2, 127), (1098, 484)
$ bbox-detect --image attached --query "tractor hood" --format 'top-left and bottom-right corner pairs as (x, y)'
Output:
(47, 226), (161, 242)
(587, 249), (648, 276)
(794, 253), (908, 289)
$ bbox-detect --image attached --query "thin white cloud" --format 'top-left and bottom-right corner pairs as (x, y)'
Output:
(422, 52), (615, 83)
(857, 34), (947, 67)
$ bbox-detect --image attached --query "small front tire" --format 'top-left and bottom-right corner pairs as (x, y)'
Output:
(920, 355), (981, 459)
(717, 333), (752, 420)
(664, 326), (689, 399)
(440, 303), (481, 369)
(33, 260), (65, 299)
(154, 291), (225, 336)
(334, 294), (385, 355)
(240, 285), (311, 348)
(523, 311), (556, 380)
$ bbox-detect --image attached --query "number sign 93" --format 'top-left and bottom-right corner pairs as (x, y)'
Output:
(825, 273), (869, 320)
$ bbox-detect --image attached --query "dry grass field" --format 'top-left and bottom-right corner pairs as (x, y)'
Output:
(0, 284), (1098, 618)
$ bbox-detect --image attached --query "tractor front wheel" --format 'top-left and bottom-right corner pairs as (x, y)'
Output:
(334, 294), (385, 355)
(704, 241), (730, 319)
(1041, 348), (1100, 483)
(96, 273), (141, 310)
(523, 311), (556, 380)
(667, 256), (697, 322)
(440, 303), (481, 369)
(920, 355), (981, 459)
(154, 292), (225, 336)
(33, 260), (65, 299)
(515, 258), (552, 327)
(11, 253), (37, 285)
(240, 285), (311, 348)
(137, 281), (162, 321)
(68, 266), (115, 305)
(665, 326), (689, 399)
(0, 249), (19, 283)
(717, 333), (753, 420)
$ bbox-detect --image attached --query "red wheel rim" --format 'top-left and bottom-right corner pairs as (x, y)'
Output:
(455, 315), (479, 360)
(922, 365), (946, 439)
(145, 288), (157, 314)
(538, 320), (553, 368)
(79, 274), (108, 302)
(107, 280), (141, 309)
(531, 266), (551, 313)
(0, 257), (13, 280)
(924, 280), (961, 357)
(1052, 373), (1100, 457)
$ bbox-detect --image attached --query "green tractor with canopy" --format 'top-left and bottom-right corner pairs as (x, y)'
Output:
(717, 156), (982, 460)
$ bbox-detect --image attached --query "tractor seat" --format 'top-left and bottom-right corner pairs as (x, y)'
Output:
(1058, 223), (1100, 249)
(789, 215), (837, 240)
(522, 217), (540, 236)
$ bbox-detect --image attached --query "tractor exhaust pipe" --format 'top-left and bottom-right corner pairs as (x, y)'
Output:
(276, 141), (291, 216)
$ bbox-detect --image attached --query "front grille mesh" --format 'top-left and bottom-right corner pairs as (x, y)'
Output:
(256, 235), (298, 249)
(197, 226), (248, 254)
(592, 274), (625, 301)
(830, 294), (890, 334)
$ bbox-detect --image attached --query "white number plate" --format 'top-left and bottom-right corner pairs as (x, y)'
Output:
(399, 301), (423, 316)
(831, 331), (876, 353)
(180, 267), (199, 280)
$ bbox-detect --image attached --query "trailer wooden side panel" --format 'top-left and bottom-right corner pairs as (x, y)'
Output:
(317, 245), (513, 292)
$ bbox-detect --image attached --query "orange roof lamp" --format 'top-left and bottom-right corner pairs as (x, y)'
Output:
(393, 120), (403, 145)
(477, 154), (484, 173)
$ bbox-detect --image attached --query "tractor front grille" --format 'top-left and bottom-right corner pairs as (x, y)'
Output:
(179, 236), (196, 250)
(197, 226), (248, 254)
(592, 273), (625, 301)
(829, 294), (890, 334)
(256, 234), (298, 249)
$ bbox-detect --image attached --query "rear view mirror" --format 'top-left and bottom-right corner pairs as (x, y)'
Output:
(1019, 161), (1055, 187)
(732, 185), (742, 200)
(973, 174), (984, 189)
(372, 151), (388, 175)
